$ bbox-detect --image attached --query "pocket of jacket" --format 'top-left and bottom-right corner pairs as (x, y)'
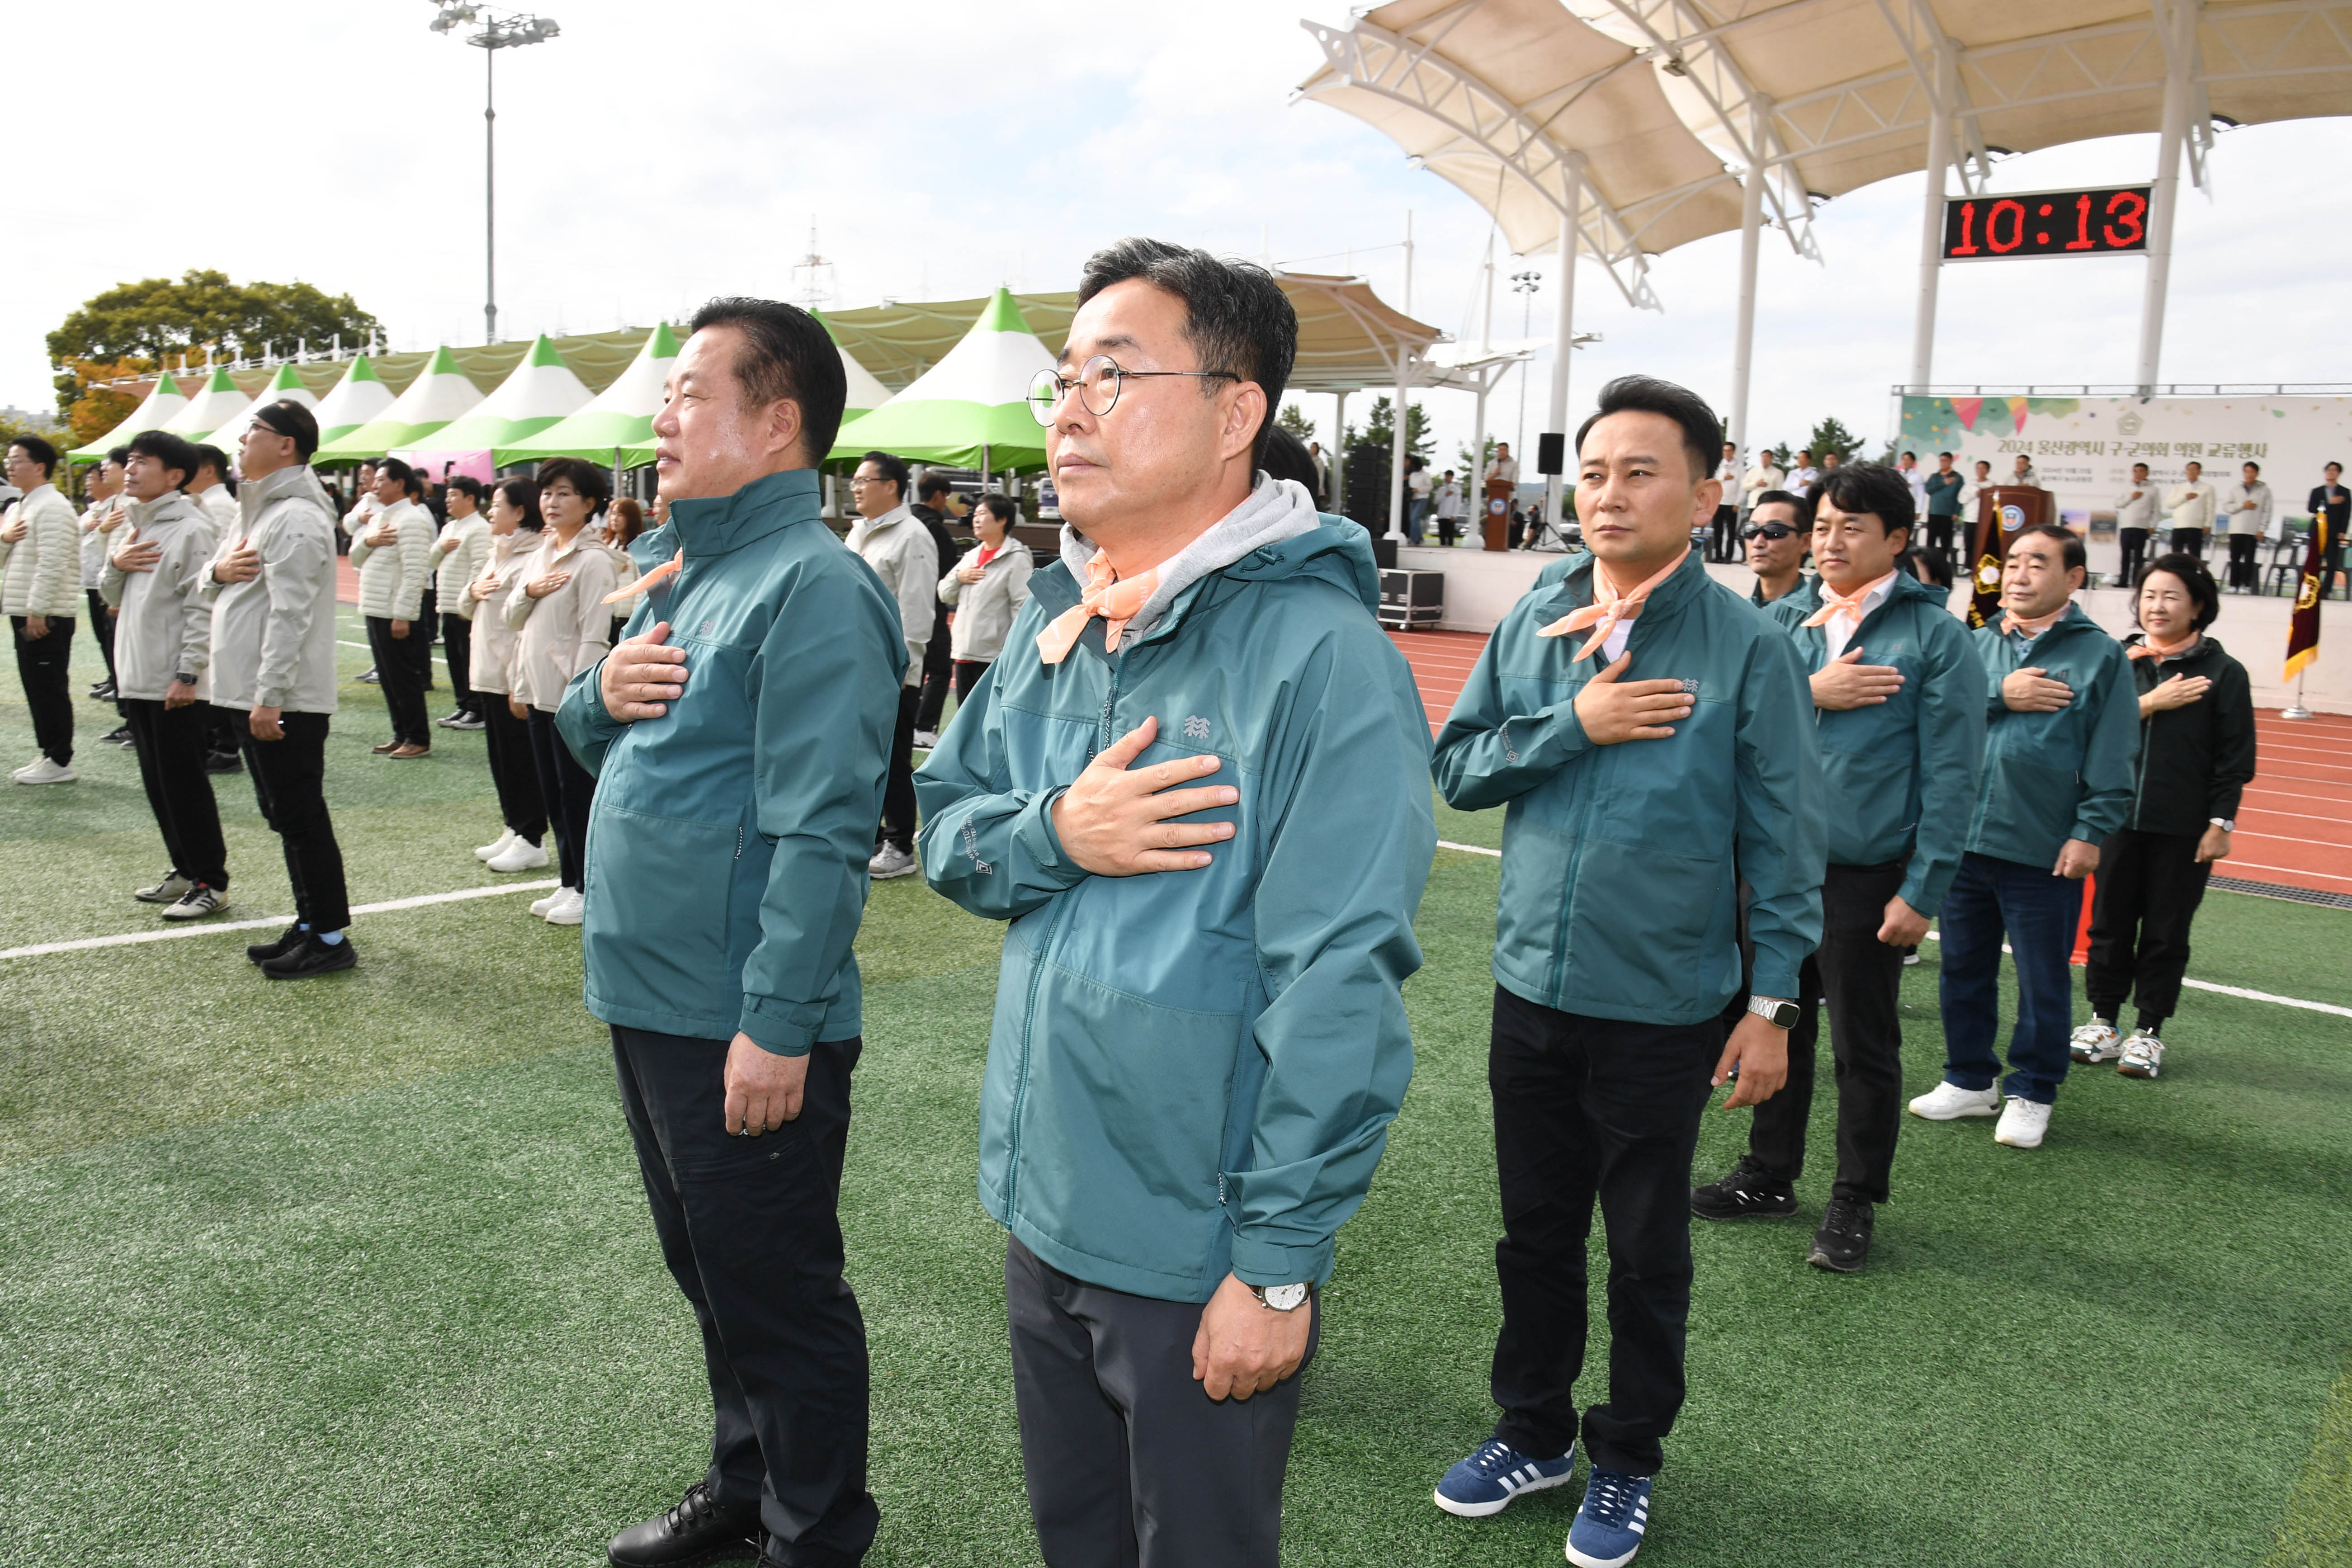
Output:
(1568, 837), (1727, 1006)
(583, 803), (737, 1006)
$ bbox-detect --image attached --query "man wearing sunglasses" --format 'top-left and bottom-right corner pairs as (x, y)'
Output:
(1742, 490), (1816, 610)
(918, 238), (1434, 1567)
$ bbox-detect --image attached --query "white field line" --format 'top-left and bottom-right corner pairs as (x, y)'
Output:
(0, 880), (560, 961)
(1437, 842), (2348, 1020)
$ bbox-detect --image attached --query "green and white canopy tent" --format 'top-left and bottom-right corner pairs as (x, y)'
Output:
(308, 355), (397, 446)
(159, 368), (254, 442)
(203, 364), (319, 458)
(395, 334), (590, 482)
(827, 288), (1056, 478)
(68, 374), (188, 462)
(502, 323), (678, 467)
(604, 316), (894, 469)
(316, 347), (485, 465)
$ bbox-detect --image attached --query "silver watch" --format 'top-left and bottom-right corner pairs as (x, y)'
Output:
(1250, 1281), (1309, 1312)
(2209, 817), (2234, 832)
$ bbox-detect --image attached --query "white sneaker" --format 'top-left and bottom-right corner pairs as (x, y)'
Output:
(160, 883), (231, 921)
(543, 887), (585, 926)
(2117, 1030), (2166, 1080)
(1908, 1081), (2002, 1120)
(2069, 1020), (2123, 1064)
(475, 827), (519, 862)
(1994, 1097), (2053, 1148)
(486, 837), (551, 872)
(912, 729), (940, 750)
(529, 891), (561, 917)
(868, 843), (918, 879)
(13, 756), (77, 785)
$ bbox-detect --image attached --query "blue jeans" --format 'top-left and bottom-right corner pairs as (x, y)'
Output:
(1937, 850), (2083, 1104)
(1406, 496), (1427, 543)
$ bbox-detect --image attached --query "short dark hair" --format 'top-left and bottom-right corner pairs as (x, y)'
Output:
(2243, 460), (2260, 473)
(126, 430), (198, 487)
(860, 450), (911, 498)
(1259, 425), (1321, 495)
(1575, 375), (1722, 485)
(1816, 460), (1915, 540)
(2326, 460), (2342, 472)
(2131, 460), (2150, 471)
(917, 469), (953, 501)
(493, 475), (543, 530)
(1076, 237), (1298, 468)
(2134, 553), (2221, 630)
(975, 492), (1020, 528)
(446, 475), (486, 505)
(9, 434), (58, 479)
(1749, 488), (1812, 522)
(190, 443), (229, 481)
(2013, 521), (2086, 575)
(250, 400), (318, 460)
(1938, 450), (1954, 459)
(105, 445), (130, 468)
(687, 296), (848, 464)
(534, 455), (611, 510)
(1903, 544), (1954, 590)
(1900, 450), (1916, 460)
(376, 455), (415, 486)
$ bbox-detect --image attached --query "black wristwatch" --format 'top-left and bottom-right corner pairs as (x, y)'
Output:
(1746, 995), (1801, 1030)
(173, 672), (196, 687)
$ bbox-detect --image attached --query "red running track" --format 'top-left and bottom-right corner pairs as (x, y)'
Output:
(1386, 628), (2352, 902)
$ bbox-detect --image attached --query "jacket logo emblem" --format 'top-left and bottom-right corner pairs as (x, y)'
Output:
(1679, 678), (1700, 695)
(1182, 714), (1212, 741)
(699, 620), (715, 636)
(960, 819), (993, 874)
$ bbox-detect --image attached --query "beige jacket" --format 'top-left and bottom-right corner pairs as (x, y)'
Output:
(938, 543), (1034, 663)
(348, 498), (435, 621)
(466, 527), (542, 696)
(435, 515), (495, 620)
(100, 491), (214, 701)
(0, 484), (84, 618)
(502, 528), (618, 711)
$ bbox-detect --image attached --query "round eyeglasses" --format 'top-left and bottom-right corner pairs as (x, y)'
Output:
(1027, 354), (1240, 426)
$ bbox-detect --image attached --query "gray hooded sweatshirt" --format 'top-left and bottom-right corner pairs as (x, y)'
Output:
(101, 490), (214, 702)
(1058, 473), (1323, 645)
(200, 464), (342, 715)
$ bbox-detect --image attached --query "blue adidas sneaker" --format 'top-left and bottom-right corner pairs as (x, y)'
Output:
(1433, 1436), (1576, 1517)
(1565, 1466), (1653, 1568)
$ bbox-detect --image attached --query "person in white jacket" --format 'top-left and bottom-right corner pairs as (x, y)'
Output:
(936, 492), (1034, 711)
(2219, 460), (2274, 592)
(846, 449), (938, 880)
(501, 456), (618, 924)
(186, 445), (246, 769)
(465, 476), (548, 871)
(104, 430), (233, 919)
(2165, 461), (2216, 561)
(80, 449), (127, 709)
(348, 457), (437, 756)
(2114, 462), (2157, 586)
(432, 476), (494, 730)
(2, 435), (85, 782)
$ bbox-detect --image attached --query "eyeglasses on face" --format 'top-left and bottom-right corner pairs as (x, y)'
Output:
(1742, 522), (1800, 541)
(1027, 354), (1239, 425)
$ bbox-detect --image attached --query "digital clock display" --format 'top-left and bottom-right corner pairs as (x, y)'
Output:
(1941, 185), (2152, 261)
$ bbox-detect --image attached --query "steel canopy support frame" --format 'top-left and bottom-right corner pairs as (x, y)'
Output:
(1727, 100), (1768, 467)
(1908, 43), (1956, 394)
(2140, 0), (2203, 396)
(1545, 175), (1583, 534)
(1389, 367), (1411, 539)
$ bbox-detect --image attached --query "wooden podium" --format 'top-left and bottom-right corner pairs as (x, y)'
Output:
(1968, 485), (2054, 627)
(1482, 477), (1514, 552)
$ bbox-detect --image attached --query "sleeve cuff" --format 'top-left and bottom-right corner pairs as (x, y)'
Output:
(255, 685), (288, 709)
(1227, 1232), (1334, 1289)
(1011, 786), (1088, 887)
(738, 996), (819, 1057)
(1749, 955), (1803, 1001)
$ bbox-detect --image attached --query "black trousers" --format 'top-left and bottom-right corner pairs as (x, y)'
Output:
(122, 698), (229, 889)
(1487, 984), (1722, 1476)
(85, 588), (118, 685)
(2227, 532), (2260, 590)
(2118, 528), (2149, 587)
(1006, 1236), (1314, 1568)
(440, 613), (474, 714)
(525, 707), (595, 891)
(231, 709), (349, 933)
(1926, 514), (1957, 567)
(2171, 527), (2205, 561)
(2086, 828), (2212, 1030)
(952, 659), (990, 704)
(1710, 505), (1738, 561)
(483, 696), (546, 843)
(12, 614), (76, 765)
(364, 615), (431, 746)
(878, 685), (919, 852)
(913, 628), (954, 734)
(612, 1028), (875, 1565)
(1747, 861), (1907, 1204)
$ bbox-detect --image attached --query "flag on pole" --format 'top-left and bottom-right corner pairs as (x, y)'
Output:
(2284, 513), (2330, 681)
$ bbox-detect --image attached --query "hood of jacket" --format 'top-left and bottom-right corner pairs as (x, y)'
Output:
(124, 490), (201, 532)
(1057, 475), (1341, 642)
(240, 464), (336, 534)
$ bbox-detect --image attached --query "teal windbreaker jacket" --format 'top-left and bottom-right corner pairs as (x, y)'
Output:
(916, 520), (1434, 1304)
(1768, 571), (1987, 915)
(1965, 605), (2140, 869)
(1432, 549), (1825, 1020)
(557, 469), (906, 1053)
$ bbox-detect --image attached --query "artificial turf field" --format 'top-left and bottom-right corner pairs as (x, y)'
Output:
(3, 609), (2349, 1567)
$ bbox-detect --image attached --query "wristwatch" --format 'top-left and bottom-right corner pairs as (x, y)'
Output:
(2209, 817), (2235, 832)
(1747, 994), (1801, 1030)
(172, 672), (195, 687)
(1250, 1282), (1310, 1312)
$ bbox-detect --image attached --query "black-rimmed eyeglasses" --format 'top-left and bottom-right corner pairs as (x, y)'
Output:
(1028, 354), (1239, 425)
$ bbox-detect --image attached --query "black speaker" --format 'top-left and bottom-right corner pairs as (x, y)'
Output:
(1536, 432), (1565, 476)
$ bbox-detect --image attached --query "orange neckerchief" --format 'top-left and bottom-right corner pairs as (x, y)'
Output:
(1998, 603), (2070, 639)
(1037, 548), (1161, 664)
(2127, 632), (2200, 661)
(1538, 546), (1688, 661)
(1801, 569), (1900, 639)
(604, 547), (681, 605)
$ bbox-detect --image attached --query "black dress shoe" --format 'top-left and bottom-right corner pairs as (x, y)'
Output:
(261, 934), (357, 980)
(608, 1481), (759, 1568)
(1807, 1195), (1875, 1273)
(205, 750), (243, 774)
(246, 922), (307, 964)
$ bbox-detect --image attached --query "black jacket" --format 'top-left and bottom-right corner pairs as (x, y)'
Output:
(909, 504), (959, 652)
(2122, 632), (2256, 836)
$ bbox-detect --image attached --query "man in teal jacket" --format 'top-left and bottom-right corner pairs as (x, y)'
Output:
(1428, 376), (1823, 1568)
(916, 240), (1433, 1568)
(556, 299), (904, 1568)
(1693, 462), (1985, 1274)
(1912, 523), (2138, 1152)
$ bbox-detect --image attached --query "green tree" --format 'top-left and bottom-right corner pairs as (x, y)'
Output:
(1806, 416), (1865, 464)
(1276, 402), (1317, 440)
(47, 269), (380, 416)
(1357, 395), (1433, 462)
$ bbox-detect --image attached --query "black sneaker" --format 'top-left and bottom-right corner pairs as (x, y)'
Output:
(104, 726), (136, 747)
(357, 667), (380, 685)
(1807, 1196), (1875, 1273)
(204, 749), (243, 774)
(261, 934), (357, 980)
(89, 679), (116, 700)
(1690, 1157), (1798, 1220)
(246, 922), (307, 964)
(606, 1480), (759, 1568)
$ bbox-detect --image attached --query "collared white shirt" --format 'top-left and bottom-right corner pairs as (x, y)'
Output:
(1822, 572), (1898, 663)
(1788, 465), (1820, 493)
(2114, 483), (2157, 530)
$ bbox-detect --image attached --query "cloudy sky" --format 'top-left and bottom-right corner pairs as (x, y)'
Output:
(10, 0), (2348, 468)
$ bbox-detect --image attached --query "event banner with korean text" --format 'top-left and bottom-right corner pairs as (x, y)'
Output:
(1898, 394), (2352, 538)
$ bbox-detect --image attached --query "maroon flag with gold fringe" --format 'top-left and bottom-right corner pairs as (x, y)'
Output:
(2285, 513), (2329, 681)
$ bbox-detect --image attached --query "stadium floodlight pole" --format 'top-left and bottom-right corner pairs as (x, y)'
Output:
(427, 3), (561, 345)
